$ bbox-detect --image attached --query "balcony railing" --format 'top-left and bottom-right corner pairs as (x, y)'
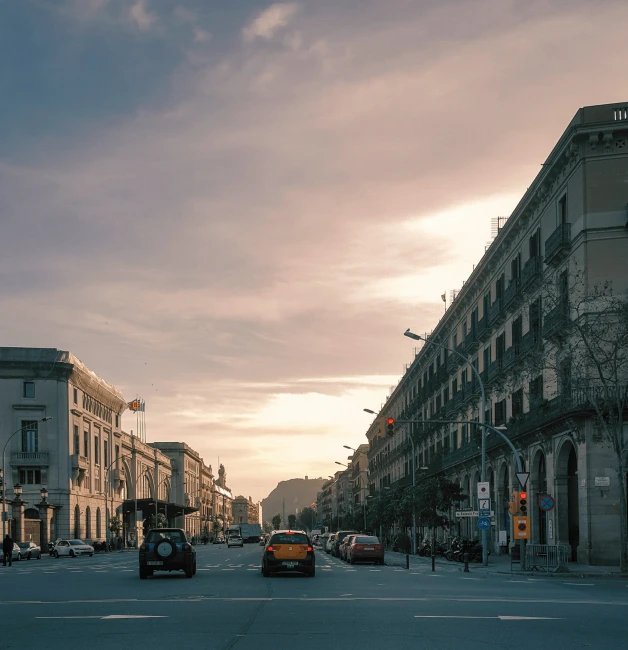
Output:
(502, 279), (521, 312)
(487, 297), (503, 327)
(476, 317), (489, 342)
(463, 328), (478, 353)
(11, 451), (50, 466)
(543, 300), (570, 340)
(521, 256), (543, 290)
(462, 379), (480, 402)
(487, 359), (503, 383)
(545, 223), (571, 266)
(502, 343), (519, 370)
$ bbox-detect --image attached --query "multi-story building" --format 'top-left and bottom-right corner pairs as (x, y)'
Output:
(212, 464), (233, 531)
(349, 444), (369, 530)
(366, 101), (628, 566)
(232, 495), (260, 524)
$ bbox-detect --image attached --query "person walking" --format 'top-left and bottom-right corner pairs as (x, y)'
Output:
(3, 534), (14, 567)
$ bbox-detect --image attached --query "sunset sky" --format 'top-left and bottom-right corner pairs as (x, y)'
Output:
(2, 0), (626, 501)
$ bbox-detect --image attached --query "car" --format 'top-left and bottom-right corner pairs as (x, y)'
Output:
(325, 533), (336, 554)
(17, 541), (42, 560)
(347, 535), (384, 565)
(53, 539), (94, 558)
(7, 543), (22, 562)
(213, 535), (225, 544)
(227, 535), (244, 548)
(339, 534), (359, 561)
(331, 530), (359, 557)
(261, 530), (315, 577)
(139, 528), (196, 579)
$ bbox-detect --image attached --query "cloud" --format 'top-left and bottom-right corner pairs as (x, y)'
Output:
(242, 2), (299, 42)
(128, 0), (156, 31)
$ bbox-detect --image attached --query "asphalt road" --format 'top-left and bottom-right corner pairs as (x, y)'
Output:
(1, 543), (627, 650)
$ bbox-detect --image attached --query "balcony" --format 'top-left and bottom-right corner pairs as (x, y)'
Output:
(462, 379), (480, 403)
(487, 297), (503, 327)
(487, 359), (503, 384)
(476, 317), (489, 342)
(521, 255), (543, 290)
(502, 344), (519, 370)
(71, 454), (89, 471)
(502, 279), (521, 312)
(545, 223), (571, 266)
(543, 300), (570, 340)
(463, 328), (478, 354)
(11, 451), (49, 466)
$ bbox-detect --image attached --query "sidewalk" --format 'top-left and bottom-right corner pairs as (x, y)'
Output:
(384, 549), (628, 578)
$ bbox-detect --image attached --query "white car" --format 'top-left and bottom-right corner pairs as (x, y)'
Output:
(227, 536), (243, 548)
(53, 539), (94, 558)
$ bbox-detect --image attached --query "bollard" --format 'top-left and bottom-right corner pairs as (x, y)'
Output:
(464, 552), (470, 572)
(431, 551), (436, 572)
(406, 553), (410, 570)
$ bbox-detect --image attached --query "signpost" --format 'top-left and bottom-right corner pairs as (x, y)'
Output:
(538, 494), (555, 547)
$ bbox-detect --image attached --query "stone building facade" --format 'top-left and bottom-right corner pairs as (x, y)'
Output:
(366, 101), (628, 565)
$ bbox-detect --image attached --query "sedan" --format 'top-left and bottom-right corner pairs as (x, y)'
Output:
(53, 539), (95, 558)
(17, 541), (42, 560)
(347, 535), (384, 565)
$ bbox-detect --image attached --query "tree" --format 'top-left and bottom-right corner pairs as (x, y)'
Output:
(297, 506), (316, 531)
(530, 268), (628, 570)
(404, 476), (466, 530)
(272, 514), (282, 530)
(109, 516), (121, 535)
(287, 514), (297, 529)
(145, 513), (167, 530)
(262, 521), (273, 533)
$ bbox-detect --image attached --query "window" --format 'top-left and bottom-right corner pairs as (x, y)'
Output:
(23, 382), (35, 398)
(73, 387), (78, 404)
(529, 228), (540, 258)
(496, 333), (505, 361)
(83, 430), (89, 458)
(115, 414), (119, 428)
(494, 399), (507, 426)
(512, 316), (522, 349)
(94, 436), (100, 465)
(19, 469), (42, 484)
(530, 375), (543, 405)
(104, 441), (109, 468)
(511, 254), (521, 280)
(512, 389), (523, 418)
(530, 297), (542, 342)
(496, 273), (505, 299)
(73, 425), (80, 456)
(483, 345), (490, 370)
(21, 421), (38, 453)
(559, 194), (567, 224)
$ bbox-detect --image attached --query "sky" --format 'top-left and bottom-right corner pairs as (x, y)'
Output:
(1, 0), (627, 501)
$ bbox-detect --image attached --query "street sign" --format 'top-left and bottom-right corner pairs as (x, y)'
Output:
(538, 495), (555, 511)
(515, 472), (530, 489)
(477, 516), (491, 530)
(456, 511), (495, 518)
(477, 481), (490, 498)
(478, 498), (491, 511)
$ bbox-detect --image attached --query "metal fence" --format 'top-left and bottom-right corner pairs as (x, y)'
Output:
(525, 543), (571, 573)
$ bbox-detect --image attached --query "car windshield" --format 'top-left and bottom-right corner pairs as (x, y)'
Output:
(17, 542), (30, 549)
(270, 533), (309, 544)
(146, 530), (185, 544)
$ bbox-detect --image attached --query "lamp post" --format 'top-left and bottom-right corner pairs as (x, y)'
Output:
(2, 417), (53, 539)
(404, 328), (489, 566)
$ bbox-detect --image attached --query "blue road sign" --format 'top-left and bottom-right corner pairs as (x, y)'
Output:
(477, 516), (491, 530)
(538, 495), (555, 511)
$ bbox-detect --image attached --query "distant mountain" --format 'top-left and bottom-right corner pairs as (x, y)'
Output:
(261, 477), (326, 525)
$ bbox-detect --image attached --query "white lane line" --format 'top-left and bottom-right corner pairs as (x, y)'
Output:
(567, 583), (595, 586)
(460, 578), (481, 581)
(37, 615), (168, 620)
(415, 615), (563, 620)
(222, 569), (234, 571)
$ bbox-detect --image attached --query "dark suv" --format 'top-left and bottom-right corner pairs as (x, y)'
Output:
(331, 530), (359, 557)
(139, 528), (197, 579)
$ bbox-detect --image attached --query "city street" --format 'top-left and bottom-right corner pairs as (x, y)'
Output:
(1, 544), (627, 649)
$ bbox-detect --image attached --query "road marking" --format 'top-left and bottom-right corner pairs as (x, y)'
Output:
(37, 615), (168, 620)
(567, 583), (594, 586)
(222, 569), (234, 571)
(415, 616), (562, 620)
(460, 578), (481, 581)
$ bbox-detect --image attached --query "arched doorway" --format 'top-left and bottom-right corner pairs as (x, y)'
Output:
(74, 505), (81, 539)
(556, 440), (580, 561)
(23, 508), (40, 545)
(96, 508), (101, 539)
(85, 507), (91, 539)
(532, 450), (548, 543)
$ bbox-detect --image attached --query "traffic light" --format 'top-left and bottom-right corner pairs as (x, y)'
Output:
(386, 417), (395, 437)
(508, 499), (517, 515)
(517, 492), (528, 515)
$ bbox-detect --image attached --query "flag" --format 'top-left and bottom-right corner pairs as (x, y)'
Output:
(127, 399), (141, 411)
(441, 293), (446, 303)
(139, 400), (145, 412)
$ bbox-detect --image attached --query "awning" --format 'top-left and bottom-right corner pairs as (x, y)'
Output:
(120, 498), (199, 518)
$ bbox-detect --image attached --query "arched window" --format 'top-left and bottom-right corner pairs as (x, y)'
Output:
(74, 505), (81, 539)
(141, 474), (152, 500)
(96, 508), (101, 539)
(85, 506), (91, 539)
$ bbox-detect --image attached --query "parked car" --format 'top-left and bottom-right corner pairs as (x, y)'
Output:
(347, 535), (384, 565)
(325, 533), (337, 554)
(331, 530), (359, 557)
(139, 528), (197, 579)
(317, 532), (330, 549)
(213, 535), (225, 544)
(17, 541), (42, 560)
(261, 530), (315, 577)
(227, 535), (244, 548)
(53, 539), (94, 558)
(339, 534), (359, 561)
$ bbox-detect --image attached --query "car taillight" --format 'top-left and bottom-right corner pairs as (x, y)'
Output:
(300, 545), (314, 552)
(266, 546), (274, 552)
(375, 544), (383, 550)
(355, 544), (364, 550)
(307, 546), (313, 552)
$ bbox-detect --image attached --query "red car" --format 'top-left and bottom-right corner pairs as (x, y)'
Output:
(347, 535), (384, 565)
(339, 535), (359, 561)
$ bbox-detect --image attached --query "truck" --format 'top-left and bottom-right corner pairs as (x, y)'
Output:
(226, 523), (263, 543)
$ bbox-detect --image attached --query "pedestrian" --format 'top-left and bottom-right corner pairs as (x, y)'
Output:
(3, 534), (14, 567)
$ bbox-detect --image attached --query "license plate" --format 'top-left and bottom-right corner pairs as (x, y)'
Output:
(364, 548), (374, 551)
(283, 562), (297, 568)
(147, 561), (163, 566)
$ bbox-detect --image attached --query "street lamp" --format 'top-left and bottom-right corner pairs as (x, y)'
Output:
(40, 486), (48, 502)
(2, 416), (53, 538)
(13, 484), (22, 498)
(343, 445), (356, 451)
(404, 328), (489, 566)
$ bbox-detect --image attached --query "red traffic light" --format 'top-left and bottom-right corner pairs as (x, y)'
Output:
(386, 417), (394, 425)
(519, 492), (527, 499)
